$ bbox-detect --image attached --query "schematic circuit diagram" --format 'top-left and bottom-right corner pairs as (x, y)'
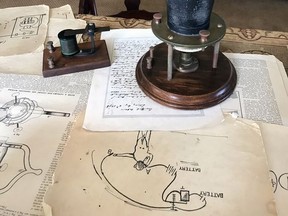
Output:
(92, 131), (207, 212)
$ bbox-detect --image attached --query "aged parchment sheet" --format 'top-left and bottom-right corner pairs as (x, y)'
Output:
(0, 66), (94, 215)
(260, 123), (288, 216)
(0, 5), (86, 75)
(44, 115), (276, 216)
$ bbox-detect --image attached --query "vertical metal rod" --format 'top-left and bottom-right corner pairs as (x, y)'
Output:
(167, 44), (173, 80)
(149, 46), (154, 58)
(213, 41), (220, 69)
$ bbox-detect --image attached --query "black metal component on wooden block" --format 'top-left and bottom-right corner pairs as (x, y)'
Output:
(42, 40), (110, 77)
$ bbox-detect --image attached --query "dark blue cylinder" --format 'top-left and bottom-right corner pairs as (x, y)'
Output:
(167, 0), (214, 35)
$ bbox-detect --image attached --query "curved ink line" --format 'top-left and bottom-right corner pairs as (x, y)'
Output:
(0, 97), (35, 125)
(269, 170), (278, 193)
(163, 190), (207, 212)
(91, 150), (102, 180)
(21, 144), (43, 175)
(0, 143), (42, 195)
(161, 170), (177, 202)
(0, 171), (39, 194)
(175, 193), (207, 212)
(278, 172), (288, 191)
(0, 163), (8, 172)
(100, 154), (171, 210)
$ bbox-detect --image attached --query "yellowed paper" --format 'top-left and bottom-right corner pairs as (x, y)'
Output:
(50, 5), (75, 19)
(45, 115), (276, 216)
(0, 5), (49, 56)
(0, 5), (86, 75)
(260, 123), (288, 216)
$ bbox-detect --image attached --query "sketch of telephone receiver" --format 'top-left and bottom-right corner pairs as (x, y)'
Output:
(0, 140), (42, 195)
(0, 96), (70, 126)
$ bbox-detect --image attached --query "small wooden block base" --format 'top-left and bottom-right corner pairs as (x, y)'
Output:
(42, 40), (110, 77)
(136, 43), (237, 109)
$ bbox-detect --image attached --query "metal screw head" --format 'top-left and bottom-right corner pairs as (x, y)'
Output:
(47, 56), (55, 69)
(153, 13), (162, 24)
(217, 23), (223, 28)
(199, 30), (210, 43)
(46, 41), (55, 53)
(168, 35), (174, 40)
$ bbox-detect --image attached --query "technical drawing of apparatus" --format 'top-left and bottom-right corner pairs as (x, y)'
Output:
(0, 94), (70, 128)
(0, 138), (42, 194)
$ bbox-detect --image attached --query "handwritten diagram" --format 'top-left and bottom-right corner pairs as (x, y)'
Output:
(92, 131), (207, 211)
(0, 93), (70, 130)
(0, 138), (42, 194)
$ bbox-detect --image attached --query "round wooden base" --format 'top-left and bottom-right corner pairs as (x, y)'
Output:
(135, 43), (237, 109)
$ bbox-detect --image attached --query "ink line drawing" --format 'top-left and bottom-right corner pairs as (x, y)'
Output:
(0, 93), (70, 130)
(270, 170), (288, 193)
(0, 14), (46, 38)
(92, 131), (207, 211)
(0, 138), (42, 194)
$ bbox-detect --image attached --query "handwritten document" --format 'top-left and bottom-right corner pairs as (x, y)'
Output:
(84, 29), (224, 131)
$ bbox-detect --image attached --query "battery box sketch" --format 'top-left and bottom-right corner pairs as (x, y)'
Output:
(0, 139), (42, 194)
(92, 131), (207, 211)
(0, 14), (45, 38)
(0, 94), (70, 129)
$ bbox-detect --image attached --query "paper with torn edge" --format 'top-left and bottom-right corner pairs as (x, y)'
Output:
(44, 114), (276, 216)
(0, 5), (48, 75)
(0, 5), (86, 75)
(221, 53), (288, 126)
(83, 29), (224, 131)
(0, 5), (49, 56)
(260, 123), (288, 216)
(49, 4), (75, 19)
(0, 88), (81, 216)
(0, 67), (94, 216)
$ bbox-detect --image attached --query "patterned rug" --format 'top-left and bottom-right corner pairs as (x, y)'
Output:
(77, 15), (288, 75)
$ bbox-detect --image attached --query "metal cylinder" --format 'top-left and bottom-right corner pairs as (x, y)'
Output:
(167, 0), (214, 35)
(58, 30), (80, 56)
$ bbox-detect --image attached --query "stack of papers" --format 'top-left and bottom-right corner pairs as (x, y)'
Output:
(0, 6), (287, 216)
